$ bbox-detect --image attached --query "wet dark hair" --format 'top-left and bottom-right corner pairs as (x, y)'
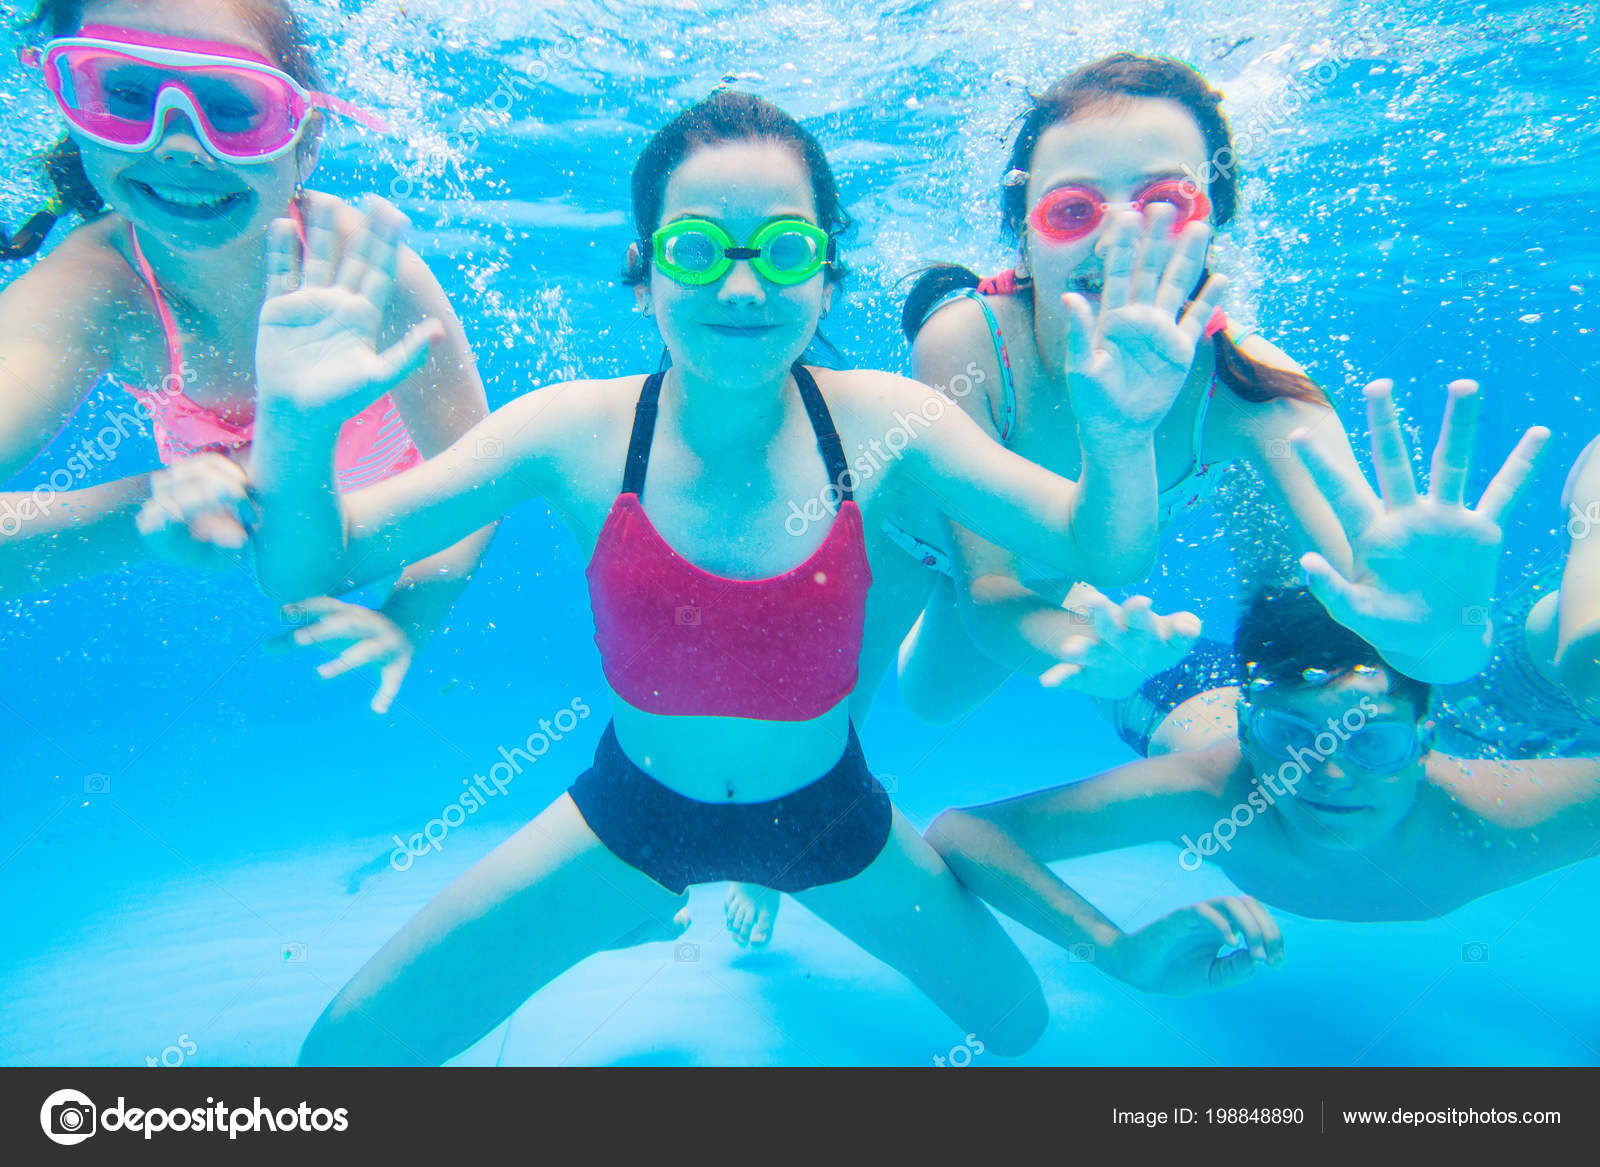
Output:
(1234, 587), (1432, 716)
(622, 89), (852, 287)
(903, 53), (1328, 410)
(2, 0), (322, 261)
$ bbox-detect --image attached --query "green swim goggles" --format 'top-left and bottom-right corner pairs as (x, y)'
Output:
(650, 217), (834, 286)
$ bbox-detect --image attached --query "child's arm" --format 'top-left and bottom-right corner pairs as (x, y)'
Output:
(1555, 440), (1600, 712)
(927, 746), (1283, 993)
(245, 200), (563, 601)
(0, 228), (173, 592)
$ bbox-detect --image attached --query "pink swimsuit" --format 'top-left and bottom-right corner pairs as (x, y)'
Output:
(586, 364), (872, 721)
(120, 202), (422, 490)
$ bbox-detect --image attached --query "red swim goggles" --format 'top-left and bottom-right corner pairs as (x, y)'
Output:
(1029, 177), (1211, 242)
(20, 24), (389, 163)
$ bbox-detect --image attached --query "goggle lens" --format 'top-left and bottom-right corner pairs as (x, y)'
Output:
(1030, 179), (1211, 242)
(652, 219), (829, 287)
(1249, 710), (1419, 773)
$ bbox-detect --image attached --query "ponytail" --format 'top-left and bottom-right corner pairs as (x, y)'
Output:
(1212, 328), (1328, 408)
(1, 137), (104, 261)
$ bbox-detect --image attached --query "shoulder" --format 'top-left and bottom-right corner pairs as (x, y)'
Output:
(1229, 327), (1310, 378)
(909, 292), (1017, 434)
(5, 214), (138, 322)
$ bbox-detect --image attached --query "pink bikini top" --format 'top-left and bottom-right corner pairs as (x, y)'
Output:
(586, 365), (872, 721)
(119, 201), (422, 491)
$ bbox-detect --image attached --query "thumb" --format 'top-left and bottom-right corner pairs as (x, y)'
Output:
(1300, 551), (1365, 630)
(371, 319), (444, 396)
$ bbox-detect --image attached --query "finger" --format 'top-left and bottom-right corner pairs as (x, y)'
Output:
(1237, 897), (1285, 965)
(1121, 595), (1164, 642)
(333, 212), (378, 294)
(1038, 660), (1086, 688)
(300, 197), (341, 287)
(1364, 379), (1420, 508)
(1291, 427), (1381, 535)
(1427, 379), (1479, 506)
(1176, 273), (1227, 345)
(1061, 292), (1095, 374)
(1216, 897), (1267, 960)
(264, 217), (303, 299)
(317, 638), (394, 680)
(1129, 203), (1179, 305)
(370, 655), (409, 714)
(371, 320), (445, 395)
(186, 510), (249, 550)
(354, 197), (412, 316)
(1168, 609), (1203, 641)
(1300, 551), (1366, 630)
(1156, 219), (1213, 317)
(1089, 594), (1126, 641)
(1096, 211), (1140, 311)
(293, 611), (367, 646)
(285, 596), (349, 618)
(1475, 425), (1550, 525)
(1208, 948), (1257, 991)
(1191, 901), (1241, 947)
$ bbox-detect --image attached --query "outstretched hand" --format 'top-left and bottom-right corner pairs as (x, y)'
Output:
(1065, 205), (1226, 446)
(1293, 379), (1547, 683)
(1038, 592), (1202, 699)
(255, 196), (443, 425)
(270, 596), (415, 714)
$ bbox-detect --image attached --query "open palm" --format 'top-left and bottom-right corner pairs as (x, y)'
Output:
(1067, 208), (1225, 440)
(1294, 379), (1547, 682)
(255, 196), (441, 425)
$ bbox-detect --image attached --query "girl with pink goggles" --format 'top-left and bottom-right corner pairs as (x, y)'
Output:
(21, 23), (389, 163)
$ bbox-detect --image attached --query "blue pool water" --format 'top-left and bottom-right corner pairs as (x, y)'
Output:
(2, 0), (1598, 1065)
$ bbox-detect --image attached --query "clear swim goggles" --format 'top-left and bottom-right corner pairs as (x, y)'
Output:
(1241, 663), (1421, 773)
(21, 24), (389, 163)
(650, 217), (834, 286)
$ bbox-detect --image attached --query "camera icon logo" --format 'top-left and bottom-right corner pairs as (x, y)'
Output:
(1067, 942), (1097, 963)
(281, 941), (308, 963)
(877, 772), (900, 794)
(1265, 437), (1292, 461)
(1568, 500), (1600, 541)
(40, 1088), (97, 1146)
(475, 436), (505, 461)
(83, 773), (111, 795)
(1461, 606), (1488, 627)
(674, 942), (699, 963)
(1461, 941), (1490, 963)
(674, 606), (701, 627)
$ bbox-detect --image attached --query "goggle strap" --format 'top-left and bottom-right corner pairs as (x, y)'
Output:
(307, 91), (392, 134)
(724, 246), (761, 259)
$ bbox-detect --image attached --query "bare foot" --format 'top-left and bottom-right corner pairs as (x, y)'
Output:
(724, 883), (780, 948)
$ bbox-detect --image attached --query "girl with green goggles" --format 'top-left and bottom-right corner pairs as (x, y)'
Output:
(650, 217), (834, 285)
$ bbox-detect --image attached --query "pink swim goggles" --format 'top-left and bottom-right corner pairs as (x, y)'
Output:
(20, 24), (389, 163)
(1030, 177), (1211, 243)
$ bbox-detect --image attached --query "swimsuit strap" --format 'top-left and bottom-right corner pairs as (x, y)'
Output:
(621, 363), (852, 504)
(791, 363), (853, 502)
(126, 200), (309, 381)
(925, 287), (1016, 443)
